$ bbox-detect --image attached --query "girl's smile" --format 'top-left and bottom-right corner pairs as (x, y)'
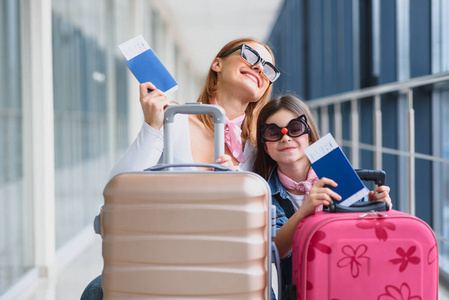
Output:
(279, 146), (296, 152)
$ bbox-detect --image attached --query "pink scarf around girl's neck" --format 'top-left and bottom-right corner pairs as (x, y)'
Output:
(277, 167), (319, 194)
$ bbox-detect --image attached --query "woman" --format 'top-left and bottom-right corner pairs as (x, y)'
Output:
(253, 95), (392, 297)
(81, 37), (280, 299)
(109, 38), (280, 178)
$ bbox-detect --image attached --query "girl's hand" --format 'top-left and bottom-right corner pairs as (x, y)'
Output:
(368, 185), (392, 209)
(139, 82), (169, 130)
(274, 177), (341, 259)
(301, 177), (342, 216)
(216, 154), (240, 170)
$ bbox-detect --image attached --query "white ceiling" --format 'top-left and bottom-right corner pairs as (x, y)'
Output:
(163, 0), (284, 77)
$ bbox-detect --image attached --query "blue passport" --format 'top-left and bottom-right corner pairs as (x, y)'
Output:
(119, 35), (178, 94)
(304, 133), (368, 206)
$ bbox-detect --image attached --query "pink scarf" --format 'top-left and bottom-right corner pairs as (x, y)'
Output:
(211, 99), (246, 162)
(277, 167), (319, 194)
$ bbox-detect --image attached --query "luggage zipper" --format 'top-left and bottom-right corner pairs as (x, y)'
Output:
(358, 210), (387, 218)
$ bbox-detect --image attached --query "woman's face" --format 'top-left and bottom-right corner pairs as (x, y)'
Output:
(263, 108), (310, 168)
(214, 42), (273, 101)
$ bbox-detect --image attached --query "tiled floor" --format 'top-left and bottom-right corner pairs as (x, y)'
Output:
(13, 238), (449, 300)
(21, 238), (103, 300)
(55, 240), (103, 300)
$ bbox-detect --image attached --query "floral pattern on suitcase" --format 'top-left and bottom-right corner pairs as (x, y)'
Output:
(336, 244), (370, 278)
(292, 210), (439, 300)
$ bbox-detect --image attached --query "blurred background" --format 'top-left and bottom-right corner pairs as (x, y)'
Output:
(1, 0), (449, 299)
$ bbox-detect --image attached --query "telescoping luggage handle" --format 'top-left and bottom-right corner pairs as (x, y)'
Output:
(145, 103), (229, 171)
(163, 103), (225, 164)
(324, 169), (391, 213)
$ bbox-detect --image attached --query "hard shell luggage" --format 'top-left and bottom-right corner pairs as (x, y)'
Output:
(98, 104), (273, 299)
(291, 202), (438, 299)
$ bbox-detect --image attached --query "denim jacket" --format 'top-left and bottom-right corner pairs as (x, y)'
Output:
(267, 167), (296, 294)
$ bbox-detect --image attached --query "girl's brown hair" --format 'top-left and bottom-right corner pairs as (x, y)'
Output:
(253, 94), (320, 179)
(196, 37), (275, 146)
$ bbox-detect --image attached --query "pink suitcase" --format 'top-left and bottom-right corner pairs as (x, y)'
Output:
(97, 104), (274, 299)
(291, 208), (439, 299)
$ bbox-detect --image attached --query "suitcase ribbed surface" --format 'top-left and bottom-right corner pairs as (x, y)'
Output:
(101, 171), (270, 299)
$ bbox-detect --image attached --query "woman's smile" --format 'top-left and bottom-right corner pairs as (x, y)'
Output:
(241, 70), (260, 86)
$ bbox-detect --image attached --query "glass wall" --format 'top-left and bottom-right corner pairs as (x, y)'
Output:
(0, 0), (34, 295)
(437, 89), (449, 275)
(51, 0), (127, 248)
(113, 0), (132, 156)
(432, 0), (449, 280)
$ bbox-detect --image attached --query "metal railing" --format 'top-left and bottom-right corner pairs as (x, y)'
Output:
(307, 71), (449, 217)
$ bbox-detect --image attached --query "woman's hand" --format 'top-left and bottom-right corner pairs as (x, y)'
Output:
(368, 185), (392, 208)
(301, 177), (342, 217)
(139, 82), (169, 130)
(216, 154), (240, 171)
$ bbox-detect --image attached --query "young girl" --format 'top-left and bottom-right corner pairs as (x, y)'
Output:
(81, 37), (280, 299)
(253, 95), (392, 297)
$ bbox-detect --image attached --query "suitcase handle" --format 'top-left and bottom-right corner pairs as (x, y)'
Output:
(145, 163), (232, 172)
(355, 169), (386, 186)
(324, 169), (389, 213)
(163, 103), (226, 164)
(324, 200), (390, 213)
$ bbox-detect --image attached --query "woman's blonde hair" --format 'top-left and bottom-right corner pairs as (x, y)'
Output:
(196, 37), (275, 146)
(253, 94), (320, 179)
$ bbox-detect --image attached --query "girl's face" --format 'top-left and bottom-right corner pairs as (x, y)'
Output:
(263, 109), (310, 168)
(214, 42), (273, 101)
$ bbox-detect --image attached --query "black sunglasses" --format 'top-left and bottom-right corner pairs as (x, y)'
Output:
(219, 44), (280, 83)
(260, 115), (310, 142)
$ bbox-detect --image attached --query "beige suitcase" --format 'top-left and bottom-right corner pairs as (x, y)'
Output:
(98, 104), (273, 299)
